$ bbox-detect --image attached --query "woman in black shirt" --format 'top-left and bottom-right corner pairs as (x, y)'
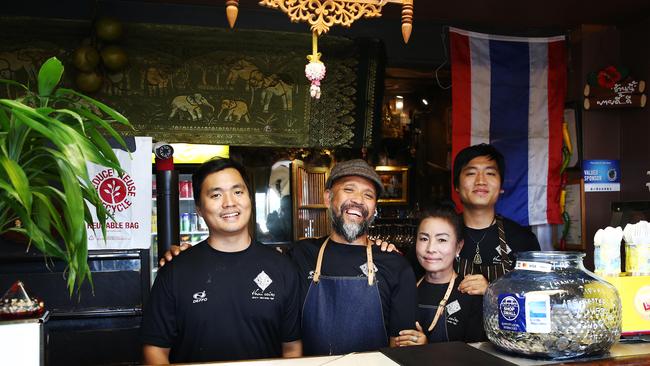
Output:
(396, 205), (485, 346)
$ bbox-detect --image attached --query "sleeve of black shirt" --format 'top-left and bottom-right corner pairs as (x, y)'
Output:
(281, 259), (302, 343)
(284, 241), (311, 303)
(140, 263), (178, 348)
(405, 245), (425, 279)
(463, 294), (487, 342)
(387, 262), (417, 337)
(525, 228), (541, 251)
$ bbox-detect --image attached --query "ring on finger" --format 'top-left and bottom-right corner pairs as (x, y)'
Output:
(411, 335), (417, 342)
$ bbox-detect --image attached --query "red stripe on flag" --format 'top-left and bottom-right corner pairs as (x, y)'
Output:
(546, 40), (566, 224)
(450, 31), (472, 212)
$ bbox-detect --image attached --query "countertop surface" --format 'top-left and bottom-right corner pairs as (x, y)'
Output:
(182, 340), (650, 366)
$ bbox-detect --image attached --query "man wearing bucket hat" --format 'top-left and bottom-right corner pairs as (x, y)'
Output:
(159, 159), (417, 355)
(287, 159), (417, 356)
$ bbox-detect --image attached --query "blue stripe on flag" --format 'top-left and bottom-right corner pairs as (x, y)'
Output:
(489, 39), (531, 225)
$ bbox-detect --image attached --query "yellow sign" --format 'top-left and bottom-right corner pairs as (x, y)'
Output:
(151, 144), (229, 164)
(605, 275), (650, 335)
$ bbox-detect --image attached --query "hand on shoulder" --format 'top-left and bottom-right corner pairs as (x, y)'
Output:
(371, 238), (402, 255)
(158, 243), (192, 267)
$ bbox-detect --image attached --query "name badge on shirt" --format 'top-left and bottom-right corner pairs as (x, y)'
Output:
(446, 299), (461, 316)
(359, 262), (379, 277)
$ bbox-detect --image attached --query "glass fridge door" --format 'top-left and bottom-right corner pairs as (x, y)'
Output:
(150, 173), (209, 282)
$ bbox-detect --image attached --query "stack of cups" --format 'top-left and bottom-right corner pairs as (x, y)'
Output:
(623, 221), (650, 276)
(593, 226), (623, 277)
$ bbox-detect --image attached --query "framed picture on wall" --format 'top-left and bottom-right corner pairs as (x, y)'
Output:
(561, 178), (586, 250)
(375, 166), (409, 204)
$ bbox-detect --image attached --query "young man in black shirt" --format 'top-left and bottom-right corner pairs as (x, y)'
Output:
(453, 144), (540, 295)
(141, 158), (302, 364)
(287, 159), (417, 355)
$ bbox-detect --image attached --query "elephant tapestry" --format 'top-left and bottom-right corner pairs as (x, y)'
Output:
(0, 18), (383, 148)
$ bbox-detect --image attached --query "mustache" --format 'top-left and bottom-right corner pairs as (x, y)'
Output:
(340, 201), (369, 217)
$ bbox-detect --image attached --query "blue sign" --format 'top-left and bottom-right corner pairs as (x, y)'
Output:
(498, 293), (527, 332)
(583, 160), (620, 192)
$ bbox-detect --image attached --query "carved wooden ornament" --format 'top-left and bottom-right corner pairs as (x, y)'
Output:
(225, 0), (414, 98)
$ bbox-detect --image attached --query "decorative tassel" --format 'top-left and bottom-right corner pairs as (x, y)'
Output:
(305, 32), (326, 99)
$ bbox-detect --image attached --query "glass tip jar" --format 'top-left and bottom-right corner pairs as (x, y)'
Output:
(483, 251), (622, 360)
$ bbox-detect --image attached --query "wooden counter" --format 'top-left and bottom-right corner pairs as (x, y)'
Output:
(471, 341), (650, 365)
(185, 341), (650, 365)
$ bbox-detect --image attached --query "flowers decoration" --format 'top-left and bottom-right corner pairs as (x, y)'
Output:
(305, 32), (326, 99)
(597, 66), (622, 89)
(587, 65), (629, 90)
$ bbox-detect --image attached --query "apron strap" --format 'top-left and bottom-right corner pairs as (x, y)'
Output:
(418, 272), (457, 332)
(312, 237), (375, 286)
(496, 215), (512, 266)
(313, 237), (330, 283)
(366, 240), (375, 286)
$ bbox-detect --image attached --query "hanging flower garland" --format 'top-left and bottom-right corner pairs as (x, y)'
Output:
(305, 32), (326, 99)
(226, 0), (414, 99)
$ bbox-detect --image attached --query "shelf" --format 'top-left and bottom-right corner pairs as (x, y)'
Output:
(298, 204), (327, 209)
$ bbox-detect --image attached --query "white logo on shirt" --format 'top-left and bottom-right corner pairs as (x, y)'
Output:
(359, 262), (379, 277)
(192, 290), (208, 303)
(254, 271), (273, 291)
(251, 271), (276, 301)
(446, 299), (461, 315)
(493, 244), (513, 263)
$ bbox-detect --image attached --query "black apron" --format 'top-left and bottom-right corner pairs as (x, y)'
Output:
(301, 238), (388, 355)
(416, 273), (457, 343)
(456, 215), (513, 282)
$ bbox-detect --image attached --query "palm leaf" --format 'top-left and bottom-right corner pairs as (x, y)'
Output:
(0, 56), (132, 295)
(0, 155), (32, 214)
(37, 57), (64, 100)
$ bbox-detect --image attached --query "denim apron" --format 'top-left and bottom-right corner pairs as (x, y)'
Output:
(302, 238), (388, 355)
(416, 273), (457, 343)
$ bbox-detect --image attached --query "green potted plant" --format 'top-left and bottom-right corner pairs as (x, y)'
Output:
(0, 57), (132, 295)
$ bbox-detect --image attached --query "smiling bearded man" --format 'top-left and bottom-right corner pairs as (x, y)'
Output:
(329, 193), (373, 242)
(286, 159), (417, 356)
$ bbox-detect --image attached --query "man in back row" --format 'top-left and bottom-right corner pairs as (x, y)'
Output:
(149, 158), (416, 360)
(454, 144), (540, 295)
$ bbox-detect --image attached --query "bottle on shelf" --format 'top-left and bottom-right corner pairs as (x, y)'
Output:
(304, 219), (315, 238)
(180, 212), (190, 233)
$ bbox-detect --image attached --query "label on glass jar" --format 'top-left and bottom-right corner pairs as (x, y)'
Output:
(515, 261), (552, 272)
(498, 293), (526, 332)
(524, 292), (551, 333)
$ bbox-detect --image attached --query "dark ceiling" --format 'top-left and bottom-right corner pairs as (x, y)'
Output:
(126, 0), (650, 96)
(5, 0), (649, 96)
(140, 0), (650, 28)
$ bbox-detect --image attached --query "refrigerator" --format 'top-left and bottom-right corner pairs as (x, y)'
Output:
(0, 239), (150, 366)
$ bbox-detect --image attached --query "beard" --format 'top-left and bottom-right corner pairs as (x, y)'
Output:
(328, 200), (374, 243)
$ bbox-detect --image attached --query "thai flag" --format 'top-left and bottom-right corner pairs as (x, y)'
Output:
(450, 27), (566, 226)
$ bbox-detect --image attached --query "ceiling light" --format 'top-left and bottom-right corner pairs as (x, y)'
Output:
(395, 96), (404, 111)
